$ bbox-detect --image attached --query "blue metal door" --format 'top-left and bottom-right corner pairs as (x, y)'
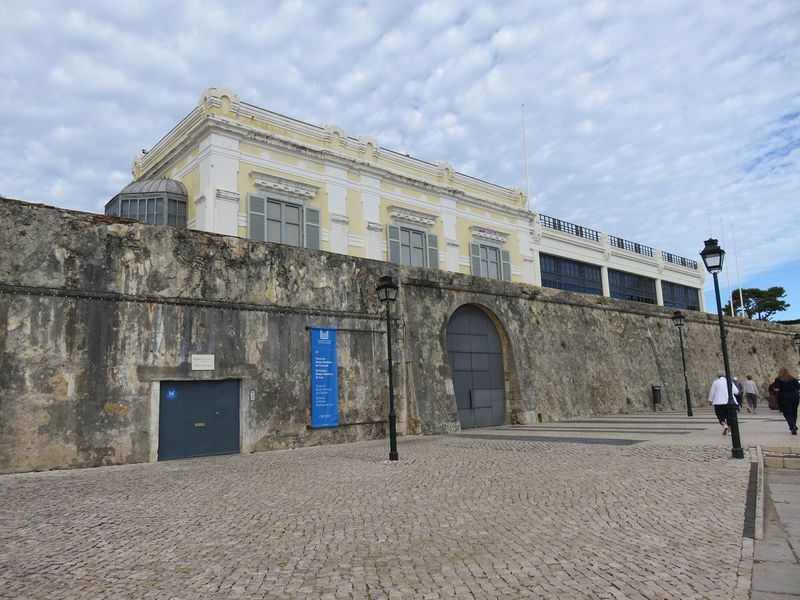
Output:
(446, 305), (506, 428)
(158, 380), (239, 460)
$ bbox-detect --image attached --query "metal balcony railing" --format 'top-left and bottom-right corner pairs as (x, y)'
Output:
(540, 214), (600, 242)
(608, 235), (654, 258)
(540, 214), (695, 269)
(661, 251), (697, 270)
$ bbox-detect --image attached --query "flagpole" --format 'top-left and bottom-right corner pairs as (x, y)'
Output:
(731, 224), (745, 317)
(522, 104), (531, 211)
(720, 219), (734, 316)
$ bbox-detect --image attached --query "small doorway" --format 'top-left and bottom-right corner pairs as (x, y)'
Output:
(446, 305), (506, 428)
(158, 380), (240, 460)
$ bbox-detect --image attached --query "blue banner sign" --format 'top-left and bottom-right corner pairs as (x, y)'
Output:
(311, 328), (338, 428)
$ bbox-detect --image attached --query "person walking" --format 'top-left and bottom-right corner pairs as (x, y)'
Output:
(732, 377), (743, 411)
(709, 373), (732, 435)
(772, 367), (799, 435)
(743, 375), (760, 413)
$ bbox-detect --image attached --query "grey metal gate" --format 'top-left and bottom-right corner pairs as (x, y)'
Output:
(158, 379), (240, 460)
(446, 305), (505, 428)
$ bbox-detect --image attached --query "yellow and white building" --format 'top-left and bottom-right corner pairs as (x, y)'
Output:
(122, 86), (704, 310)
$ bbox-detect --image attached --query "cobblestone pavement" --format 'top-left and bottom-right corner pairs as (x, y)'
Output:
(0, 410), (779, 599)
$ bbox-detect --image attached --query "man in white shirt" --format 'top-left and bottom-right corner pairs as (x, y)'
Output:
(708, 373), (735, 435)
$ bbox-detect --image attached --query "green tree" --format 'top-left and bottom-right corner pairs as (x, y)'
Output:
(723, 287), (790, 320)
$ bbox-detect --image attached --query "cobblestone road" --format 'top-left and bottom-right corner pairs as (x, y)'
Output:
(1, 414), (757, 600)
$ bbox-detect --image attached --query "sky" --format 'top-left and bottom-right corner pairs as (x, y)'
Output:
(1, 0), (798, 319)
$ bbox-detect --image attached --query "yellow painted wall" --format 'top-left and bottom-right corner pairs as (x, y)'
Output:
(180, 167), (200, 223)
(346, 189), (365, 258)
(240, 142), (266, 157)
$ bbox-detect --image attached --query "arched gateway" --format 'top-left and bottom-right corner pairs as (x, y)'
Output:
(445, 305), (506, 428)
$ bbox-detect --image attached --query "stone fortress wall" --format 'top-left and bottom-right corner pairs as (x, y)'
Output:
(1, 198), (797, 473)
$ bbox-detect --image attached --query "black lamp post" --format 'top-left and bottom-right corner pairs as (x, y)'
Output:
(700, 238), (744, 459)
(671, 310), (693, 417)
(376, 275), (399, 461)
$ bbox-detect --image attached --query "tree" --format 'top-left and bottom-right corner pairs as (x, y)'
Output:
(723, 287), (790, 320)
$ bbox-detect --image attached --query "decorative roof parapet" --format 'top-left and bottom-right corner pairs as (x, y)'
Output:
(322, 124), (347, 146)
(436, 161), (455, 182)
(356, 135), (379, 161)
(389, 205), (437, 228)
(201, 86), (241, 111)
(470, 226), (510, 244)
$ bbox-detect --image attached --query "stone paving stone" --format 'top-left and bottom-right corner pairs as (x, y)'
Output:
(0, 436), (752, 599)
(752, 562), (800, 595)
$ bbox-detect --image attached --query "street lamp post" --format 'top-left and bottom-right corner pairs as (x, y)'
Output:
(376, 275), (399, 461)
(671, 310), (693, 417)
(700, 238), (744, 459)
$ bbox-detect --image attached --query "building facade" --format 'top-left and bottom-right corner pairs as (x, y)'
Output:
(126, 87), (704, 311)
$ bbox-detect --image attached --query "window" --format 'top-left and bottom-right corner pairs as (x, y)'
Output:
(662, 281), (700, 311)
(470, 243), (511, 281)
(388, 225), (438, 269)
(608, 269), (657, 304)
(539, 254), (602, 295)
(116, 197), (177, 226)
(167, 198), (187, 228)
(105, 180), (188, 228)
(249, 196), (319, 249)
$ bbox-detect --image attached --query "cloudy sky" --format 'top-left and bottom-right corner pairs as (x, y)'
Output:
(1, 0), (798, 318)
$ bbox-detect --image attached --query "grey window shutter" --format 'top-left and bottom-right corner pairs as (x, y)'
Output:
(501, 249), (511, 281)
(426, 233), (439, 269)
(388, 225), (401, 264)
(470, 243), (482, 277)
(249, 196), (265, 242)
(305, 207), (320, 250)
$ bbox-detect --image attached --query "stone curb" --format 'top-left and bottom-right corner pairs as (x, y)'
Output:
(734, 447), (760, 598)
(746, 443), (800, 600)
(756, 445), (765, 541)
(735, 536), (754, 600)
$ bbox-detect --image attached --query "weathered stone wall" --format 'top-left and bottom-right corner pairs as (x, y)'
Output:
(1, 198), (798, 473)
(401, 274), (799, 433)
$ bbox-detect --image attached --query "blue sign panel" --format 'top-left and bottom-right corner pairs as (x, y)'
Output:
(166, 387), (178, 401)
(311, 328), (338, 428)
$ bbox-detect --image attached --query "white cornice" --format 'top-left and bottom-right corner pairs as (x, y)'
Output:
(389, 205), (437, 228)
(250, 171), (320, 199)
(470, 226), (509, 244)
(134, 107), (206, 177)
(216, 189), (240, 204)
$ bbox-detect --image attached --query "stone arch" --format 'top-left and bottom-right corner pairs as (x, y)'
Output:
(444, 303), (521, 428)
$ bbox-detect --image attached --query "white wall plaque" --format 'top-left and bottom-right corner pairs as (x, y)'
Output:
(191, 354), (215, 371)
